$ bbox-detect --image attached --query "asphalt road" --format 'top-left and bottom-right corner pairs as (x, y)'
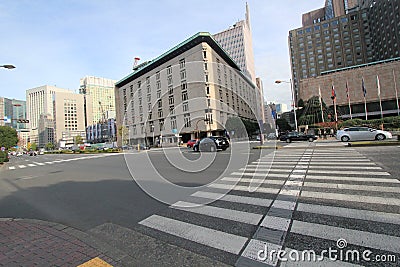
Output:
(0, 141), (399, 266)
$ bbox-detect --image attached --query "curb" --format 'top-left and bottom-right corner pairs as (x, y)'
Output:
(348, 141), (400, 147)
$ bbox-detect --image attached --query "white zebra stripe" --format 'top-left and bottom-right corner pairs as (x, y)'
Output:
(291, 220), (400, 253)
(139, 215), (247, 254)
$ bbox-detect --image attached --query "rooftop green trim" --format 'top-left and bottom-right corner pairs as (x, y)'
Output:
(115, 32), (246, 88)
(321, 57), (400, 75)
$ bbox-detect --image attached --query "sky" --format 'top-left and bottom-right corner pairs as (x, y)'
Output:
(0, 0), (324, 107)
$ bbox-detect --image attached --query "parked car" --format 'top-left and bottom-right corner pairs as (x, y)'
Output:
(28, 150), (37, 156)
(186, 139), (198, 148)
(134, 143), (150, 150)
(336, 127), (392, 142)
(193, 136), (230, 152)
(267, 133), (277, 140)
(279, 131), (318, 143)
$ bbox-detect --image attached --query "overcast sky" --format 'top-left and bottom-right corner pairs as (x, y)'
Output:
(0, 0), (323, 107)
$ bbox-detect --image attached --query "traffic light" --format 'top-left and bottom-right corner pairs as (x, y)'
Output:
(17, 119), (29, 123)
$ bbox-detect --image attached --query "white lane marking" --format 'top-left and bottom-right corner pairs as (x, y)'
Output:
(221, 177), (285, 185)
(291, 220), (400, 254)
(260, 216), (291, 232)
(18, 165), (26, 168)
(171, 201), (262, 225)
(230, 172), (289, 178)
(308, 162), (376, 165)
(297, 203), (400, 225)
(304, 181), (400, 193)
(32, 162), (45, 166)
(310, 159), (371, 162)
(139, 215), (247, 254)
(305, 175), (400, 184)
(191, 191), (273, 207)
(309, 165), (382, 170)
(208, 183), (280, 194)
(307, 169), (390, 176)
(27, 164), (37, 167)
(272, 200), (297, 211)
(301, 191), (400, 206)
(45, 162), (54, 164)
(8, 166), (16, 170)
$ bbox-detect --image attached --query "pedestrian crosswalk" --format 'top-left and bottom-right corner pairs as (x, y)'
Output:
(5, 154), (118, 171)
(138, 146), (400, 266)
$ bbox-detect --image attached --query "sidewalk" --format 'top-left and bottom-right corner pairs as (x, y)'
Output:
(0, 218), (124, 267)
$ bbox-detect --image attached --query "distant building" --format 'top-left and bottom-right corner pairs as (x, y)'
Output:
(79, 76), (117, 126)
(27, 85), (93, 147)
(86, 118), (116, 144)
(0, 97), (27, 130)
(213, 3), (256, 83)
(53, 91), (92, 147)
(38, 113), (54, 148)
(289, 0), (400, 119)
(275, 103), (288, 117)
(115, 32), (261, 146)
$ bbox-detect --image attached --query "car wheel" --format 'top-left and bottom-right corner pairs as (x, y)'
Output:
(375, 134), (385, 141)
(286, 138), (291, 143)
(341, 136), (350, 142)
(308, 137), (314, 142)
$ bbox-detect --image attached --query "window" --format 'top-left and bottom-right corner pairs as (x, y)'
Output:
(203, 50), (207, 58)
(182, 91), (188, 101)
(184, 114), (191, 128)
(167, 65), (172, 75)
(156, 81), (161, 89)
(168, 95), (174, 105)
(182, 101), (189, 112)
(181, 82), (187, 90)
(168, 86), (173, 95)
(170, 117), (177, 130)
(206, 86), (210, 95)
(179, 58), (185, 69)
(156, 71), (160, 80)
(167, 75), (173, 85)
(158, 109), (163, 118)
(158, 99), (162, 108)
(180, 70), (186, 80)
(146, 76), (150, 84)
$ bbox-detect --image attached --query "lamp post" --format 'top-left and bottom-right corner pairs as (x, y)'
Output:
(0, 65), (16, 69)
(151, 125), (155, 147)
(275, 79), (298, 132)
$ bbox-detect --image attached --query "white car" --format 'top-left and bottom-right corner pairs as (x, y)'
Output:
(336, 127), (392, 142)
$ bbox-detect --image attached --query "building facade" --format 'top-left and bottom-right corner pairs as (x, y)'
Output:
(0, 97), (27, 129)
(289, 0), (400, 118)
(213, 3), (256, 84)
(79, 76), (116, 126)
(300, 58), (400, 119)
(115, 32), (261, 146)
(53, 91), (91, 147)
(38, 113), (54, 148)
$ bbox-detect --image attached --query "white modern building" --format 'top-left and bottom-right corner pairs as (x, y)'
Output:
(26, 85), (92, 147)
(213, 3), (256, 83)
(115, 32), (262, 146)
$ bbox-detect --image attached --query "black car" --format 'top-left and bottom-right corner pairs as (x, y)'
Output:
(279, 131), (318, 143)
(193, 136), (230, 152)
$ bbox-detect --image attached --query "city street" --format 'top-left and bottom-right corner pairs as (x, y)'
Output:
(0, 141), (399, 266)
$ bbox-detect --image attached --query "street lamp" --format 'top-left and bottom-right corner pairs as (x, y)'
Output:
(0, 64), (16, 69)
(151, 125), (155, 147)
(275, 79), (298, 132)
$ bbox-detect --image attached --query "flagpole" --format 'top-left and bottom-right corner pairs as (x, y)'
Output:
(362, 76), (368, 120)
(346, 80), (353, 119)
(376, 75), (383, 119)
(394, 69), (400, 116)
(318, 86), (325, 123)
(331, 82), (338, 130)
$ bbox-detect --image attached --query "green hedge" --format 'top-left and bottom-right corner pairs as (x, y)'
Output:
(0, 151), (9, 164)
(338, 116), (400, 130)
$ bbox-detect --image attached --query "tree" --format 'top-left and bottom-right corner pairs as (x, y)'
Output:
(45, 142), (55, 151)
(74, 135), (84, 145)
(276, 118), (292, 132)
(30, 143), (37, 151)
(0, 126), (18, 149)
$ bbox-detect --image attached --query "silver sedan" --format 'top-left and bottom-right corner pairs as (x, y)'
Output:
(336, 127), (392, 142)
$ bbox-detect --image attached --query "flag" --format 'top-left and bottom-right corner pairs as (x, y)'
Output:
(362, 77), (367, 97)
(331, 83), (336, 100)
(346, 80), (350, 100)
(376, 75), (381, 96)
